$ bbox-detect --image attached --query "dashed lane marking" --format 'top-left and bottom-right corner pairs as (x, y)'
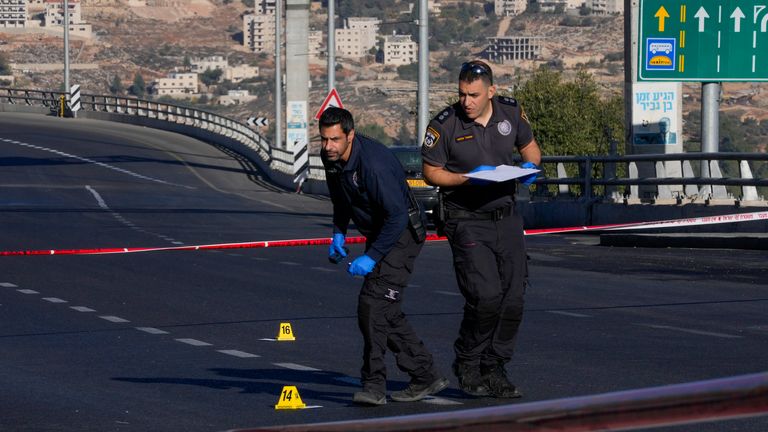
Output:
(176, 338), (213, 347)
(548, 310), (592, 318)
(0, 282), (18, 288)
(273, 362), (321, 371)
(422, 396), (463, 406)
(42, 297), (68, 303)
(17, 289), (38, 294)
(310, 267), (336, 272)
(279, 261), (300, 266)
(100, 315), (130, 323)
(636, 323), (743, 339)
(333, 376), (360, 386)
(435, 290), (461, 296)
(70, 306), (96, 312)
(218, 349), (260, 358)
(135, 327), (170, 335)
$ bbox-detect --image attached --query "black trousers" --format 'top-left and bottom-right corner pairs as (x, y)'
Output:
(357, 228), (437, 393)
(444, 212), (528, 370)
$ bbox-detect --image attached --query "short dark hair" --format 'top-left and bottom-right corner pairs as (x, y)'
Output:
(319, 107), (355, 135)
(459, 60), (493, 86)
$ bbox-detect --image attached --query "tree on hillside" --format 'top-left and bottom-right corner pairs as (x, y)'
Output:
(129, 73), (146, 98)
(0, 52), (11, 75)
(510, 69), (624, 185)
(108, 75), (124, 95)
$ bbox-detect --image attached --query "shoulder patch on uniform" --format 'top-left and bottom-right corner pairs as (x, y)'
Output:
(422, 126), (440, 149)
(435, 107), (454, 124)
(498, 96), (518, 106)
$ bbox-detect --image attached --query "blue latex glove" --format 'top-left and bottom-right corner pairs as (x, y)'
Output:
(348, 255), (376, 276)
(467, 165), (496, 185)
(519, 161), (540, 186)
(329, 233), (347, 260)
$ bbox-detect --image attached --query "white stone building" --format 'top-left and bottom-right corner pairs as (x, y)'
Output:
(153, 72), (199, 96)
(243, 0), (276, 53)
(224, 64), (258, 82)
(382, 34), (417, 66)
(484, 36), (544, 63)
(43, 0), (92, 36)
(191, 56), (228, 73)
(590, 0), (622, 15)
(495, 0), (528, 16)
(335, 17), (380, 59)
(0, 0), (27, 28)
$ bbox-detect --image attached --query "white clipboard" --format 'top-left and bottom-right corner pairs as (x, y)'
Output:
(462, 164), (540, 183)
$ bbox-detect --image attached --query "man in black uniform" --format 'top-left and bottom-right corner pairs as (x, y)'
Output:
(320, 107), (448, 406)
(421, 61), (541, 398)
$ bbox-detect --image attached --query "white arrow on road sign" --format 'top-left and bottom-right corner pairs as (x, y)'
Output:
(731, 7), (745, 32)
(695, 7), (709, 32)
(247, 117), (269, 127)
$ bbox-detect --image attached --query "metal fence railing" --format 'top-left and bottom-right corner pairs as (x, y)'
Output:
(2, 87), (766, 201)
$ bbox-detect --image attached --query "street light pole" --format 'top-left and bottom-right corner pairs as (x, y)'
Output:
(275, 0), (282, 149)
(63, 0), (70, 111)
(417, 0), (429, 147)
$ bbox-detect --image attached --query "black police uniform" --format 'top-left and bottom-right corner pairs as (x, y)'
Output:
(421, 96), (532, 374)
(323, 134), (439, 396)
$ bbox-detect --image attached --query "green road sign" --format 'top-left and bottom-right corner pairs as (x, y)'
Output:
(638, 0), (768, 81)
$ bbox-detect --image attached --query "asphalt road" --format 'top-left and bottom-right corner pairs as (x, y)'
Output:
(1, 113), (766, 432)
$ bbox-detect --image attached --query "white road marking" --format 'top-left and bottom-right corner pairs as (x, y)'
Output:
(176, 338), (212, 346)
(42, 297), (68, 303)
(422, 396), (463, 406)
(99, 315), (130, 323)
(548, 310), (592, 318)
(310, 267), (335, 272)
(333, 376), (360, 385)
(273, 362), (321, 371)
(218, 349), (260, 358)
(2, 137), (189, 187)
(435, 290), (461, 296)
(135, 327), (169, 335)
(0, 282), (18, 288)
(71, 306), (96, 312)
(258, 338), (277, 341)
(171, 241), (184, 245)
(636, 323), (743, 339)
(228, 253), (242, 257)
(17, 289), (38, 294)
(279, 261), (300, 266)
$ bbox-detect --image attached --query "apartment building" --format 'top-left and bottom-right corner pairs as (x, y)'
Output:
(242, 0), (276, 53)
(0, 0), (27, 28)
(335, 17), (380, 59)
(153, 72), (199, 96)
(382, 34), (417, 66)
(495, 0), (527, 16)
(590, 0), (622, 15)
(191, 56), (228, 73)
(44, 0), (92, 36)
(484, 36), (544, 63)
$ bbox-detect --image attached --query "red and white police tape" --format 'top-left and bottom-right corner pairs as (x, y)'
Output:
(1, 210), (766, 257)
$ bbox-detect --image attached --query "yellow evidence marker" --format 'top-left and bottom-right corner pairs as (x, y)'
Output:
(277, 322), (296, 341)
(275, 385), (306, 409)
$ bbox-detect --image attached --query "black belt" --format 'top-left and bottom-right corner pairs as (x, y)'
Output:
(445, 205), (513, 221)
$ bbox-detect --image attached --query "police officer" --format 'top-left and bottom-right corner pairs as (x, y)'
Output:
(320, 107), (448, 406)
(421, 60), (541, 398)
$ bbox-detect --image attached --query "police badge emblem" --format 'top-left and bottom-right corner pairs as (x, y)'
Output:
(423, 127), (440, 149)
(498, 120), (512, 136)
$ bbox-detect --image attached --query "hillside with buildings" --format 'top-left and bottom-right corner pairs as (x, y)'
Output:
(1, 0), (766, 147)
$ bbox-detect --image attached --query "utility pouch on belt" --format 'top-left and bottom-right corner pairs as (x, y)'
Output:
(435, 190), (447, 237)
(406, 188), (427, 243)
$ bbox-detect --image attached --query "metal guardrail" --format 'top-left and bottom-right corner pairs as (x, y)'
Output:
(231, 372), (768, 432)
(2, 87), (766, 200)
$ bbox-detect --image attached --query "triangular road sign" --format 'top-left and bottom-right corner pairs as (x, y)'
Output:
(314, 88), (344, 120)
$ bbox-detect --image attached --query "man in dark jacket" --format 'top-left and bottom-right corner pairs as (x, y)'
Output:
(320, 107), (448, 406)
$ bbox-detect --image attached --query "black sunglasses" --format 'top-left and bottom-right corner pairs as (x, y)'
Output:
(459, 62), (493, 84)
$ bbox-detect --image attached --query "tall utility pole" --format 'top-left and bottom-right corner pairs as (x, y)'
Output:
(63, 0), (70, 109)
(327, 0), (335, 92)
(417, 0), (429, 146)
(275, 0), (282, 149)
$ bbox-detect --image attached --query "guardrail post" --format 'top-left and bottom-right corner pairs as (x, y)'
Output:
(682, 160), (697, 198)
(628, 162), (639, 199)
(583, 157), (592, 199)
(739, 160), (760, 201)
(708, 160), (729, 199)
(556, 163), (569, 196)
(655, 161), (672, 199)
